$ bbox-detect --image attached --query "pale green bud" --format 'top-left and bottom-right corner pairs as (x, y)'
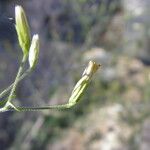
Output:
(28, 34), (39, 69)
(15, 5), (31, 55)
(69, 61), (100, 104)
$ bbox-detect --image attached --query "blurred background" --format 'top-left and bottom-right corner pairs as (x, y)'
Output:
(0, 0), (150, 150)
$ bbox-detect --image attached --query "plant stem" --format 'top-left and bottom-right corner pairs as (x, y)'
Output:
(5, 55), (27, 107)
(0, 107), (8, 112)
(0, 68), (31, 99)
(0, 103), (75, 112)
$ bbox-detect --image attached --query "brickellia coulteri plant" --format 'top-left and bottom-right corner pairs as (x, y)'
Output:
(0, 5), (100, 113)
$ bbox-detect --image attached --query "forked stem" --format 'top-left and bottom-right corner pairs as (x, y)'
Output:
(4, 55), (27, 109)
(0, 68), (31, 99)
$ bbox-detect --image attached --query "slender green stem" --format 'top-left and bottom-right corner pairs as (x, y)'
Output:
(0, 103), (75, 112)
(5, 55), (27, 107)
(0, 68), (31, 99)
(18, 103), (74, 111)
(0, 107), (7, 112)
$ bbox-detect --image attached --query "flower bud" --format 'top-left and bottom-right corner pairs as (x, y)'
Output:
(69, 61), (100, 104)
(28, 34), (39, 69)
(15, 5), (31, 55)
